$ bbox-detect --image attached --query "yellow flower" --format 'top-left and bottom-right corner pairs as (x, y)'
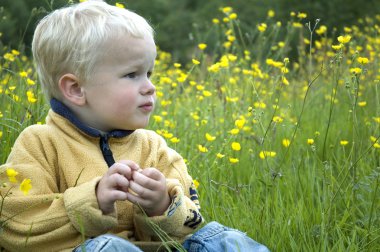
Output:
(27, 91), (37, 103)
(373, 117), (380, 123)
(350, 67), (362, 75)
(170, 137), (180, 143)
(235, 118), (245, 129)
(358, 101), (367, 107)
(297, 12), (307, 19)
(4, 53), (15, 61)
(316, 25), (327, 35)
(370, 136), (378, 143)
(11, 49), (20, 55)
(307, 139), (315, 145)
(254, 101), (266, 109)
(259, 151), (276, 159)
(267, 10), (275, 18)
(212, 18), (220, 24)
(20, 178), (32, 195)
(257, 23), (267, 32)
(332, 44), (343, 50)
(153, 115), (163, 123)
(273, 116), (283, 123)
(282, 138), (291, 147)
(374, 143), (380, 149)
(337, 35), (351, 44)
(198, 43), (207, 50)
(115, 3), (125, 9)
(192, 59), (200, 65)
(198, 145), (208, 153)
(229, 157), (239, 163)
(231, 142), (241, 151)
(174, 63), (181, 68)
(203, 90), (212, 97)
(193, 179), (200, 189)
(216, 153), (225, 158)
(282, 76), (289, 85)
(340, 140), (349, 146)
(229, 128), (240, 135)
(27, 78), (36, 85)
(221, 6), (233, 14)
(229, 13), (237, 20)
(19, 71), (28, 78)
(6, 168), (18, 183)
(205, 133), (216, 142)
(357, 57), (369, 64)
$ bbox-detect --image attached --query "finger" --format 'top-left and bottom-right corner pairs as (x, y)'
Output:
(108, 163), (133, 180)
(119, 160), (141, 171)
(132, 171), (160, 191)
(128, 180), (153, 199)
(109, 173), (130, 192)
(140, 168), (164, 181)
(126, 191), (149, 207)
(109, 190), (129, 202)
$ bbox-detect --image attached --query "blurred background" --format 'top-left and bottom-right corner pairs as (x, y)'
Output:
(1, 0), (379, 61)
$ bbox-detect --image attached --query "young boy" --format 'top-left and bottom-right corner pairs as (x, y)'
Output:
(0, 1), (269, 251)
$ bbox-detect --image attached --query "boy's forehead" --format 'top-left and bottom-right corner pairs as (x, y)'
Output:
(98, 34), (156, 65)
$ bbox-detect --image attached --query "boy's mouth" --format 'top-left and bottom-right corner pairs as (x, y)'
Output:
(139, 101), (154, 112)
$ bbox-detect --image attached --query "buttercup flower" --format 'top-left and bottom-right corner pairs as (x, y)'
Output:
(198, 43), (207, 50)
(340, 140), (349, 146)
(6, 168), (18, 183)
(20, 179), (32, 195)
(192, 59), (200, 65)
(193, 179), (200, 189)
(205, 133), (216, 142)
(282, 138), (291, 147)
(231, 142), (241, 151)
(357, 57), (369, 64)
(307, 139), (315, 145)
(337, 35), (351, 44)
(259, 151), (276, 159)
(198, 145), (208, 153)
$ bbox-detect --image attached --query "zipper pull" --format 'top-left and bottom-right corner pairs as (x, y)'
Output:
(99, 134), (115, 167)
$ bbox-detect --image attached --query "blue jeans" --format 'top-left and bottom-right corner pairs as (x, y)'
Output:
(73, 221), (270, 252)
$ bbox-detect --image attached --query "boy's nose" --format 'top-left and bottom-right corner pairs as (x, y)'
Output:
(141, 79), (156, 96)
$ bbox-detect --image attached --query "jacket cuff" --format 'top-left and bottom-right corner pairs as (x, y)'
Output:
(63, 177), (118, 236)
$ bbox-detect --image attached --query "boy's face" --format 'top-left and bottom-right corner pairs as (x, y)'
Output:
(81, 34), (157, 131)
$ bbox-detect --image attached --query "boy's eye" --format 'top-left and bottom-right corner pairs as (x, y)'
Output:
(125, 72), (137, 79)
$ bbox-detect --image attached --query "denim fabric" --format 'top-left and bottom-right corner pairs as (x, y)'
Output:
(182, 221), (270, 252)
(73, 234), (143, 252)
(73, 222), (269, 252)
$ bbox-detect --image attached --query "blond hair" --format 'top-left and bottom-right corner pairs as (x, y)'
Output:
(32, 0), (154, 100)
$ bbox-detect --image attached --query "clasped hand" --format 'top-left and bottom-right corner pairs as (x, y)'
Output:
(96, 160), (170, 217)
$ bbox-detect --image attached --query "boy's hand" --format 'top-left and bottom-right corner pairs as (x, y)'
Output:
(96, 160), (140, 215)
(127, 168), (171, 217)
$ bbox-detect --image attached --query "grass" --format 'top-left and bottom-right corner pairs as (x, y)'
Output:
(1, 3), (379, 251)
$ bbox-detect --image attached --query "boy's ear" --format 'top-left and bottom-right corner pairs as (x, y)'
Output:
(58, 73), (86, 106)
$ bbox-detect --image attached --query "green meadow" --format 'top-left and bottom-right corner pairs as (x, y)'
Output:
(1, 4), (379, 251)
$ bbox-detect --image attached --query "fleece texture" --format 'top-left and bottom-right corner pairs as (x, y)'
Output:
(0, 106), (203, 251)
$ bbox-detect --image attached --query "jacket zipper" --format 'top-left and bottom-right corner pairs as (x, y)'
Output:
(99, 134), (115, 167)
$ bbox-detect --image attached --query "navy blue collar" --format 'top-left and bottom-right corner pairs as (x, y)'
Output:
(50, 98), (134, 138)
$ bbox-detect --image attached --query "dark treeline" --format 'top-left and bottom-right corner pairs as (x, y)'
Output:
(1, 0), (379, 61)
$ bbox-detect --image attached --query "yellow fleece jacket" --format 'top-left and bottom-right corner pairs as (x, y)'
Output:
(0, 109), (203, 251)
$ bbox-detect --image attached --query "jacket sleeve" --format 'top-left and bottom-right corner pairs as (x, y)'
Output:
(0, 127), (117, 251)
(133, 134), (204, 241)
